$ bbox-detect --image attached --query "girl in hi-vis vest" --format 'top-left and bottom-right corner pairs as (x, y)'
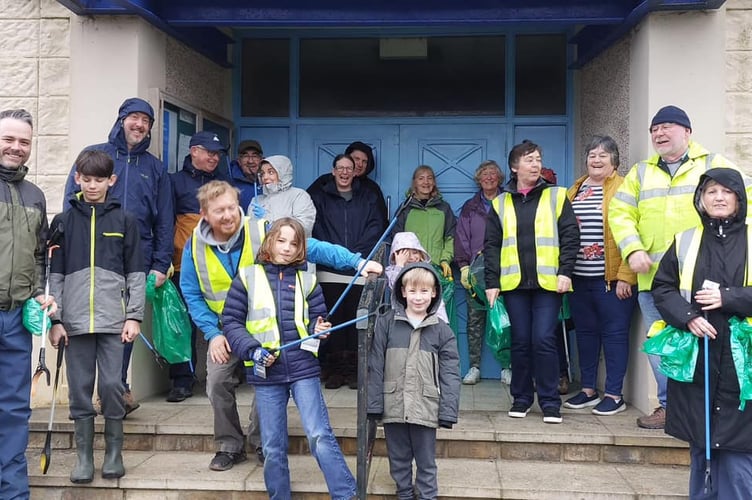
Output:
(222, 217), (356, 500)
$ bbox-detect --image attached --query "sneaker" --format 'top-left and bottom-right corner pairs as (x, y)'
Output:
(166, 386), (193, 403)
(558, 375), (570, 395)
(508, 404), (531, 418)
(123, 390), (140, 415)
(563, 391), (601, 409)
(592, 397), (626, 416)
(255, 446), (265, 464)
(542, 407), (563, 424)
(324, 373), (345, 389)
(636, 406), (665, 429)
(462, 367), (481, 385)
(209, 451), (248, 471)
(500, 368), (512, 385)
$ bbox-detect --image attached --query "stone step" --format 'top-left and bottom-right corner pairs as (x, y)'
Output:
(28, 450), (689, 499)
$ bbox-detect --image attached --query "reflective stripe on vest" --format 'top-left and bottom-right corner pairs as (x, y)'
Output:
(675, 225), (752, 301)
(240, 265), (317, 367)
(192, 217), (265, 314)
(493, 187), (566, 291)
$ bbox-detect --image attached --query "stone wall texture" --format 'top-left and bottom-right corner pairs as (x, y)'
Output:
(0, 0), (70, 200)
(726, 0), (752, 169)
(578, 36), (632, 176)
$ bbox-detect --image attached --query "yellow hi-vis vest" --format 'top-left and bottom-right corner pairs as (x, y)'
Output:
(240, 264), (318, 367)
(493, 187), (567, 292)
(192, 217), (266, 314)
(675, 225), (752, 302)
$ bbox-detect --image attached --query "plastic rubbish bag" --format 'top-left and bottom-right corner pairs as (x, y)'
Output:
(486, 297), (511, 368)
(435, 264), (458, 334)
(145, 274), (192, 364)
(728, 316), (752, 410)
(23, 298), (50, 336)
(643, 323), (698, 383)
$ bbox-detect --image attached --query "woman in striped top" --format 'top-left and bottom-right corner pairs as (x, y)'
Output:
(564, 136), (637, 416)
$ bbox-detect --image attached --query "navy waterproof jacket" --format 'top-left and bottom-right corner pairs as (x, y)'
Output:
(171, 155), (228, 216)
(222, 262), (328, 385)
(228, 159), (261, 210)
(64, 98), (173, 274)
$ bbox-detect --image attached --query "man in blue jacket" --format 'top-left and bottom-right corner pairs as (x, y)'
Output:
(64, 97), (174, 413)
(228, 139), (263, 210)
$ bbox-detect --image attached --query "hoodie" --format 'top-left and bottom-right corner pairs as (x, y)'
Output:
(367, 263), (460, 427)
(249, 155), (317, 237)
(64, 98), (174, 274)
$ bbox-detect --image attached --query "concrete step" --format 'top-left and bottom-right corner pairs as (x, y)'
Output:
(29, 450), (689, 499)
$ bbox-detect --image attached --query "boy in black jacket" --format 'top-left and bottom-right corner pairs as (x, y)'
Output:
(48, 150), (145, 483)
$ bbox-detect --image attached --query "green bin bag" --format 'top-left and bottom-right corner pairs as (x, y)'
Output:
(728, 316), (752, 410)
(643, 324), (698, 383)
(145, 274), (192, 364)
(22, 298), (50, 336)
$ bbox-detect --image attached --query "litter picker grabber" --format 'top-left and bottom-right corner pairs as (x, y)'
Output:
(40, 342), (65, 474)
(31, 240), (60, 397)
(327, 193), (414, 319)
(269, 312), (377, 355)
(138, 332), (169, 368)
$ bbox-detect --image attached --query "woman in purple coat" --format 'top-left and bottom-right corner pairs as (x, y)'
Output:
(454, 160), (504, 384)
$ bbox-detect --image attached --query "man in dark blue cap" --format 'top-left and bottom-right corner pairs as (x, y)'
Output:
(609, 105), (747, 430)
(64, 97), (174, 414)
(168, 131), (229, 403)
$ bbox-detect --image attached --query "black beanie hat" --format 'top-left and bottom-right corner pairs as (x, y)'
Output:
(650, 105), (692, 131)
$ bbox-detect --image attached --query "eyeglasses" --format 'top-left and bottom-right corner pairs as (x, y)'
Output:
(240, 152), (262, 160)
(334, 165), (354, 173)
(195, 146), (221, 158)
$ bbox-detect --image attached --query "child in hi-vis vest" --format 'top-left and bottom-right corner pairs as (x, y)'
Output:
(222, 217), (355, 500)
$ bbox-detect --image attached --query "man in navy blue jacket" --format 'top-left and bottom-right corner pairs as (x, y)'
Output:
(64, 97), (174, 413)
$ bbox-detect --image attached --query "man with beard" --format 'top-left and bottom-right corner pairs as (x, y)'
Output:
(64, 98), (173, 414)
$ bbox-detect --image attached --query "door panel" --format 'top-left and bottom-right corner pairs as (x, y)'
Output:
(237, 127), (291, 164)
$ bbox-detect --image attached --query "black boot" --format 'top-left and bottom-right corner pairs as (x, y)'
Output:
(102, 419), (125, 479)
(70, 417), (95, 483)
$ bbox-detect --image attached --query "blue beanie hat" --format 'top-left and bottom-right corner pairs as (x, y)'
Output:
(650, 105), (691, 131)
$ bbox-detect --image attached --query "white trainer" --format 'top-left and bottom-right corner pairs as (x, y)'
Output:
(462, 366), (481, 385)
(500, 368), (512, 385)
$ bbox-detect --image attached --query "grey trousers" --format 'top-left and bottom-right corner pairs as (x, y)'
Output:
(206, 351), (261, 452)
(384, 422), (438, 500)
(66, 333), (124, 420)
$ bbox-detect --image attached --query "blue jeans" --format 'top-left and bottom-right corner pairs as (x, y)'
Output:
(638, 292), (668, 408)
(255, 377), (355, 500)
(0, 308), (31, 500)
(505, 289), (562, 410)
(570, 277), (637, 396)
(689, 446), (752, 499)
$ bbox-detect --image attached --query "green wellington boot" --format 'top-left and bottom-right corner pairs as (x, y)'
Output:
(101, 418), (125, 479)
(70, 417), (95, 483)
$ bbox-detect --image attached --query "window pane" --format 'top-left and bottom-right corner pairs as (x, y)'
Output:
(300, 36), (505, 117)
(241, 39), (290, 117)
(515, 35), (567, 116)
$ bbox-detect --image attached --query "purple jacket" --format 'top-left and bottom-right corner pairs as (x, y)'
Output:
(454, 189), (500, 268)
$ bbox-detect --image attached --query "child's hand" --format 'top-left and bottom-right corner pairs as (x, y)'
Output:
(314, 316), (331, 338)
(121, 319), (140, 343)
(394, 249), (409, 267)
(49, 323), (68, 349)
(252, 347), (276, 367)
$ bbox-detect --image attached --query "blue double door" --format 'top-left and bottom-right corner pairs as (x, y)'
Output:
(241, 121), (569, 379)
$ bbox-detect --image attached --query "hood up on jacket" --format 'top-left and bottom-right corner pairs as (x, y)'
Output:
(389, 232), (430, 265)
(345, 141), (376, 177)
(392, 262), (443, 316)
(107, 97), (155, 155)
(694, 168), (748, 230)
(261, 155), (294, 195)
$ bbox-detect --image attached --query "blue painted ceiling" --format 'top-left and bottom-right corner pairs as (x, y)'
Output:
(57, 0), (726, 68)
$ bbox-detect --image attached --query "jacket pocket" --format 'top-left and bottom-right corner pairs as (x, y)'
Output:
(383, 381), (401, 417)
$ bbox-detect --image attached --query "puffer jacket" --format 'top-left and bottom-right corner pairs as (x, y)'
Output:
(567, 172), (636, 286)
(48, 194), (145, 335)
(250, 155), (316, 236)
(308, 175), (387, 259)
(653, 168), (752, 453)
(64, 98), (173, 274)
(0, 165), (48, 310)
(367, 263), (460, 427)
(394, 193), (456, 266)
(222, 262), (328, 385)
(454, 189), (501, 269)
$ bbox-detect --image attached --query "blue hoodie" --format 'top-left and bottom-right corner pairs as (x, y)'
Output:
(64, 98), (174, 274)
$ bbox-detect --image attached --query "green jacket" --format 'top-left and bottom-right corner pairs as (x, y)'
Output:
(394, 194), (456, 265)
(0, 165), (48, 310)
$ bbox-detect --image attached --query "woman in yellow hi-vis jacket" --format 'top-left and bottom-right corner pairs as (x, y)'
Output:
(484, 140), (580, 424)
(652, 168), (752, 499)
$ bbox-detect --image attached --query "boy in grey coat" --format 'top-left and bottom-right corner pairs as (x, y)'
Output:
(368, 263), (460, 500)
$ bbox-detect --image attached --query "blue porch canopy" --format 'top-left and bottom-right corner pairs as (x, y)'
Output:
(57, 0), (726, 68)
